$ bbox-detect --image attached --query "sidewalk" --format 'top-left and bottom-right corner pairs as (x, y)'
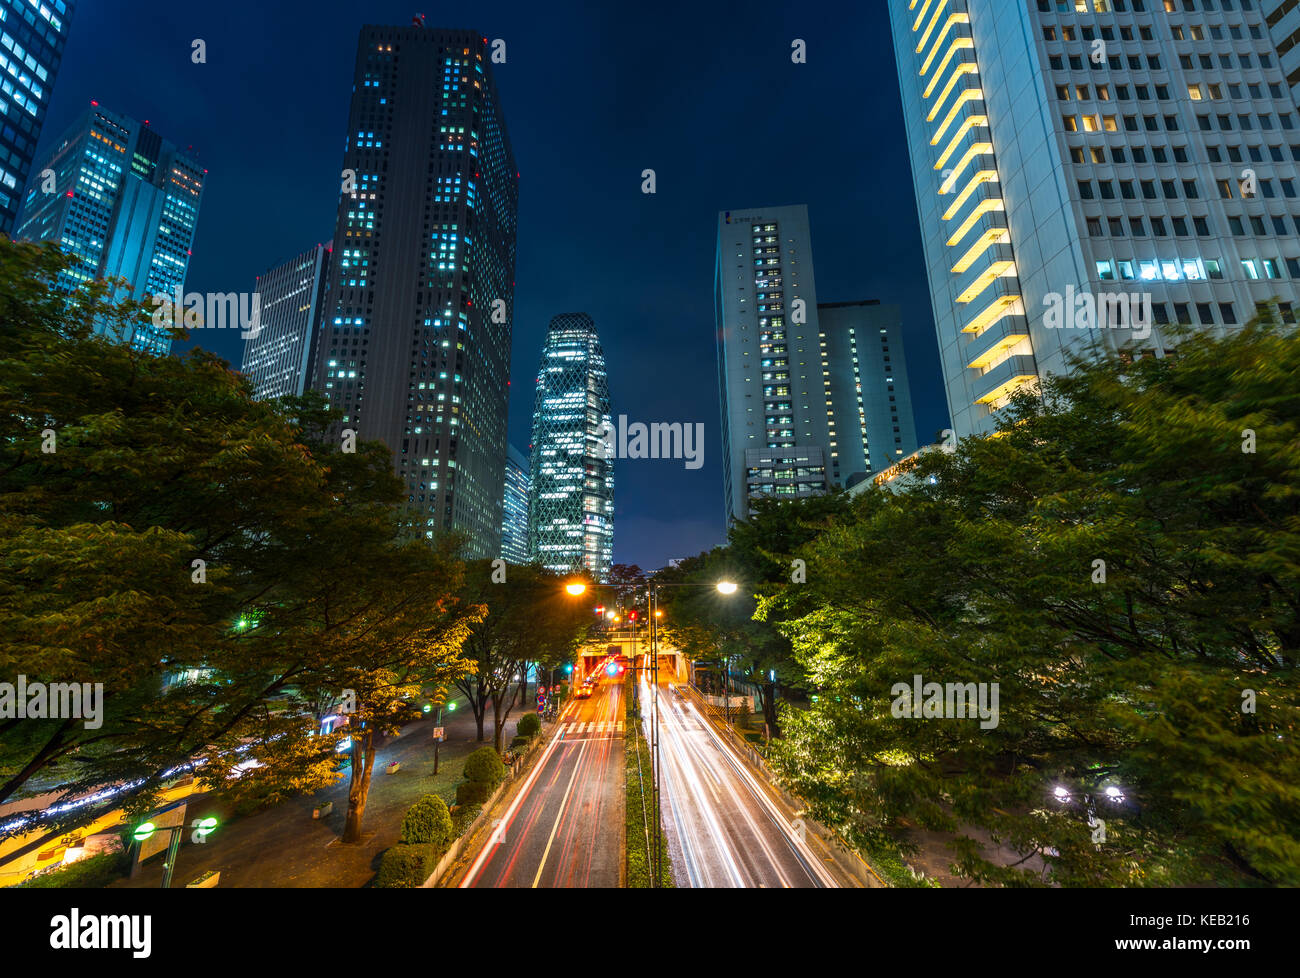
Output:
(111, 695), (532, 888)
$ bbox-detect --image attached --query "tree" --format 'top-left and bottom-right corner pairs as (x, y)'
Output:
(454, 563), (590, 751)
(657, 492), (853, 735)
(761, 319), (1300, 885)
(0, 239), (481, 849)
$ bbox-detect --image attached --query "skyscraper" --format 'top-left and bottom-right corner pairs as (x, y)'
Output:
(14, 106), (206, 354)
(528, 313), (614, 581)
(715, 206), (920, 521)
(0, 0), (75, 235)
(313, 25), (519, 558)
(817, 300), (920, 485)
(890, 0), (1300, 439)
(241, 242), (332, 401)
(1264, 2), (1300, 107)
(501, 442), (530, 564)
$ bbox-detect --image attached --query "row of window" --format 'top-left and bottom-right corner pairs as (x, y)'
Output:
(1064, 110), (1296, 133)
(1084, 210), (1300, 237)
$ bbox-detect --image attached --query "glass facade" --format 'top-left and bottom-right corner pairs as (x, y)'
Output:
(241, 243), (332, 400)
(13, 106), (206, 354)
(0, 0), (74, 235)
(501, 442), (531, 564)
(527, 313), (614, 581)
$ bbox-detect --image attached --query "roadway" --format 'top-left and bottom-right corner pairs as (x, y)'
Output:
(648, 678), (841, 888)
(456, 677), (624, 888)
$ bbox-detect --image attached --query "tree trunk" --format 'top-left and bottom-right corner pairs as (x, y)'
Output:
(762, 681), (779, 738)
(342, 727), (376, 843)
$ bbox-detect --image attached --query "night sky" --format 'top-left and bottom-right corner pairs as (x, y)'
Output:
(38, 0), (949, 569)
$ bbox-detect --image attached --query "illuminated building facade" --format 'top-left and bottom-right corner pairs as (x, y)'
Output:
(14, 106), (206, 354)
(312, 25), (519, 558)
(890, 0), (1300, 438)
(527, 313), (613, 581)
(241, 242), (332, 400)
(501, 442), (530, 564)
(715, 206), (919, 521)
(0, 0), (75, 235)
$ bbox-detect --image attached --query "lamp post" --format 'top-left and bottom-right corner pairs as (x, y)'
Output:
(567, 576), (736, 887)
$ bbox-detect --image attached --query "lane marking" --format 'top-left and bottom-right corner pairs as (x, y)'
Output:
(531, 739), (589, 888)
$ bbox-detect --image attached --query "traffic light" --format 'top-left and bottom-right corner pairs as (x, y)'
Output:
(565, 664), (573, 675)
(629, 611), (637, 621)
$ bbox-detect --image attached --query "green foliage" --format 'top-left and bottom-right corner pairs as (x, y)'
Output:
(759, 318), (1300, 887)
(373, 843), (435, 888)
(13, 850), (126, 889)
(0, 237), (482, 846)
(463, 746), (506, 784)
(510, 735), (529, 750)
(516, 713), (541, 738)
(455, 780), (492, 807)
(451, 803), (482, 837)
(399, 794), (453, 848)
(453, 561), (591, 751)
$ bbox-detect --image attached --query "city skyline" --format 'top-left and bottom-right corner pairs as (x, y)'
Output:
(16, 0), (946, 570)
(1, 0), (1295, 910)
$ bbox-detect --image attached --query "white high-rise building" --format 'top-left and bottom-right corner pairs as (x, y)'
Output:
(890, 0), (1300, 438)
(714, 205), (920, 523)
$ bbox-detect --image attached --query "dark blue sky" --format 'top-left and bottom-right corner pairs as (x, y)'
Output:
(41, 0), (948, 569)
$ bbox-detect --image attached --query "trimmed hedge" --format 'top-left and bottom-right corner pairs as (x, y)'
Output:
(399, 794), (453, 847)
(455, 779), (492, 807)
(517, 713), (541, 738)
(463, 745), (506, 784)
(15, 851), (125, 889)
(451, 802), (482, 838)
(374, 843), (436, 888)
(510, 735), (529, 750)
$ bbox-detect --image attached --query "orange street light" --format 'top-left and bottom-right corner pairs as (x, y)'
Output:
(565, 582), (587, 596)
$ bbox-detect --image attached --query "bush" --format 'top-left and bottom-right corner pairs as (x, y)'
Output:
(510, 735), (529, 750)
(399, 794), (453, 848)
(451, 803), (482, 837)
(16, 851), (125, 889)
(463, 745), (506, 784)
(455, 779), (492, 807)
(517, 713), (541, 738)
(374, 843), (435, 888)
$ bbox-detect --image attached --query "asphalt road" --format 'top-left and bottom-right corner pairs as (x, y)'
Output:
(457, 678), (624, 888)
(651, 680), (840, 888)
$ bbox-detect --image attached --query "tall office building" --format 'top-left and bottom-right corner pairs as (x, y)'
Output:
(501, 442), (530, 564)
(817, 300), (920, 485)
(527, 313), (614, 581)
(715, 205), (920, 521)
(312, 26), (519, 558)
(890, 0), (1300, 439)
(14, 106), (206, 354)
(0, 0), (75, 235)
(241, 242), (332, 400)
(1265, 2), (1300, 106)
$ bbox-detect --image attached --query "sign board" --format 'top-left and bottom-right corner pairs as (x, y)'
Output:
(432, 727), (445, 741)
(137, 802), (186, 863)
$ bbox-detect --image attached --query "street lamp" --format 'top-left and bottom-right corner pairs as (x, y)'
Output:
(716, 580), (738, 595)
